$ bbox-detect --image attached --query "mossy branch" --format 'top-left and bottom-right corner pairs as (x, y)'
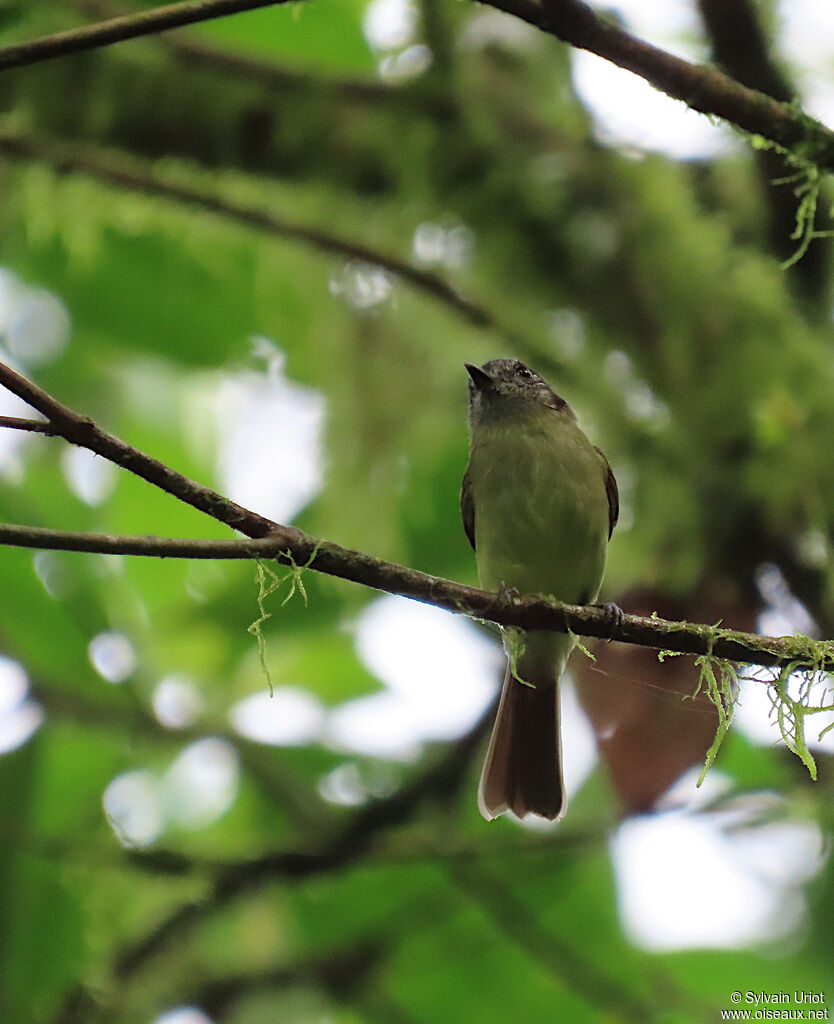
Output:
(1, 517), (823, 671)
(679, 629), (834, 784)
(3, 0), (834, 176)
(485, 0), (834, 172)
(0, 357), (830, 671)
(691, 646), (739, 785)
(0, 360), (831, 779)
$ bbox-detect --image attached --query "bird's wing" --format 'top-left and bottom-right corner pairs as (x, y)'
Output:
(595, 447), (619, 539)
(460, 464), (476, 551)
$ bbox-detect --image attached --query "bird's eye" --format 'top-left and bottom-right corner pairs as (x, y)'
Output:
(516, 365), (535, 380)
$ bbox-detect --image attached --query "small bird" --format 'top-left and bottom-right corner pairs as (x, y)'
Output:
(462, 358), (618, 821)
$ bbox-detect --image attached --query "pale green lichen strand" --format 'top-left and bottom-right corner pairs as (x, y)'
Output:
(504, 626), (533, 688)
(247, 546), (321, 695)
(686, 627), (834, 785)
(247, 559), (283, 696)
(692, 651), (739, 786)
(744, 128), (834, 269)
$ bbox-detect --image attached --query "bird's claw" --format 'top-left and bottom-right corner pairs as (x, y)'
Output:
(498, 583), (521, 606)
(594, 601), (624, 641)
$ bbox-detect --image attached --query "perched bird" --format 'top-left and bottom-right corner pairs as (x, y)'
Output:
(462, 358), (618, 820)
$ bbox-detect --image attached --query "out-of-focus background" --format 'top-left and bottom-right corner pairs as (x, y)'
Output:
(1, 1), (834, 1021)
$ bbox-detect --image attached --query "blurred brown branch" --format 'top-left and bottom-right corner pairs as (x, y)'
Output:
(69, 0), (455, 118)
(0, 0), (290, 72)
(181, 942), (385, 1020)
(451, 864), (661, 1023)
(0, 132), (500, 336)
(49, 711), (489, 1024)
(0, 359), (828, 671)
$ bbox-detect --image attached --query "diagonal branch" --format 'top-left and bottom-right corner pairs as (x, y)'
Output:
(4, 0), (834, 175)
(48, 713), (488, 1023)
(0, 358), (275, 536)
(112, 711), (489, 978)
(0, 0), (291, 72)
(0, 359), (829, 672)
(483, 0), (834, 172)
(450, 864), (659, 1024)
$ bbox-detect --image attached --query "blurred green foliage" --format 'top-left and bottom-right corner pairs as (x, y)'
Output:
(0, 2), (833, 1023)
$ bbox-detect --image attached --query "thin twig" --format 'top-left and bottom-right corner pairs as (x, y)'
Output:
(0, 358), (276, 536)
(0, 523), (298, 558)
(0, 415), (57, 434)
(0, 0), (289, 72)
(0, 360), (826, 672)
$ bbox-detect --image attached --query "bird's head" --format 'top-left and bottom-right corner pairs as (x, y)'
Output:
(465, 358), (572, 426)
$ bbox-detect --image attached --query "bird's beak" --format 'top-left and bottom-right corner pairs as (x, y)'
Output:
(465, 363), (494, 390)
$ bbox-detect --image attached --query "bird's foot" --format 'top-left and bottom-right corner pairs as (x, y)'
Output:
(594, 601), (624, 641)
(498, 583), (521, 606)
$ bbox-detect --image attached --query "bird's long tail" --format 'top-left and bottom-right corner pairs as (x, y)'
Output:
(477, 667), (565, 821)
